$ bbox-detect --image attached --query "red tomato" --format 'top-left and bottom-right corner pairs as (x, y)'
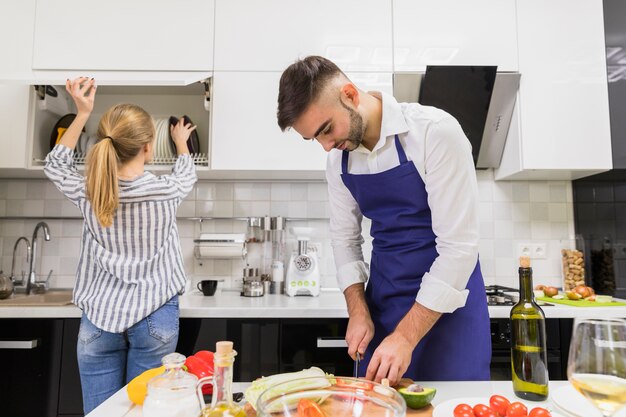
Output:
(528, 408), (552, 417)
(474, 403), (497, 417)
(489, 395), (511, 417)
(453, 403), (475, 417)
(506, 402), (528, 417)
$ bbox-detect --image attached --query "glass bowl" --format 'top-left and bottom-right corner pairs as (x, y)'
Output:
(255, 376), (406, 417)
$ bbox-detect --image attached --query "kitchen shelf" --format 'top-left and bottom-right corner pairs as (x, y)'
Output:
(34, 153), (210, 167)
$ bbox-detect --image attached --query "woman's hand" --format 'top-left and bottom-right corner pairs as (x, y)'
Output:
(65, 77), (96, 116)
(170, 117), (197, 155)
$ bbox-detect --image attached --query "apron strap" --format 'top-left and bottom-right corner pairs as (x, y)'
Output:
(343, 134), (407, 174)
(341, 149), (349, 174)
(394, 135), (408, 164)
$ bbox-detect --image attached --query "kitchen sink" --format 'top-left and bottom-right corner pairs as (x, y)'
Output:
(0, 290), (74, 306)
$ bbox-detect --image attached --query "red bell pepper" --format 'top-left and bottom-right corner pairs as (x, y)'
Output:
(185, 350), (215, 394)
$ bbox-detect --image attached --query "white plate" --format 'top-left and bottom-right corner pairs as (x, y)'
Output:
(551, 385), (626, 417)
(433, 396), (566, 417)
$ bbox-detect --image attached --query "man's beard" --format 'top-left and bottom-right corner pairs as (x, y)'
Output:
(339, 100), (365, 151)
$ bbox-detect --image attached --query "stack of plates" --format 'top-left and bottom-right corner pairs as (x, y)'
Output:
(153, 117), (177, 160)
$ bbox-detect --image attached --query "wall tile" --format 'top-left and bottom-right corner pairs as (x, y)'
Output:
(291, 184), (308, 201)
(493, 182), (512, 202)
(594, 183), (614, 202)
(530, 183), (550, 202)
(44, 200), (63, 217)
(26, 182), (45, 200)
(615, 183), (626, 202)
(494, 221), (513, 239)
(549, 183), (567, 202)
(270, 183), (291, 201)
(531, 221), (552, 239)
(477, 178), (493, 202)
(44, 182), (65, 200)
(512, 203), (530, 221)
(512, 183), (529, 202)
(6, 181), (26, 200)
(548, 203), (568, 222)
(493, 202), (512, 221)
(234, 183), (253, 201)
(23, 201), (44, 217)
(494, 240), (513, 258)
(178, 200), (195, 217)
(251, 183), (271, 200)
(513, 222), (532, 239)
(308, 183), (329, 201)
(6, 201), (24, 216)
(195, 183), (214, 200)
(530, 203), (549, 221)
(215, 183), (234, 200)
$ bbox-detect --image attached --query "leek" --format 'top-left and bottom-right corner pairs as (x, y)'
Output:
(244, 367), (334, 411)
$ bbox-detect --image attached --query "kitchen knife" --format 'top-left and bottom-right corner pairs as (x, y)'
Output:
(353, 352), (360, 378)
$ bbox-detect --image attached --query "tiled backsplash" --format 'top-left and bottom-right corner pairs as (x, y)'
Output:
(0, 170), (574, 292)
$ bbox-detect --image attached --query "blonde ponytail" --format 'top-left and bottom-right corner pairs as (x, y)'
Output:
(86, 103), (155, 228)
(86, 139), (119, 227)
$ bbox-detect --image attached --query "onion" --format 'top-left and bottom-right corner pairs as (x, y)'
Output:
(543, 286), (558, 297)
(574, 285), (591, 298)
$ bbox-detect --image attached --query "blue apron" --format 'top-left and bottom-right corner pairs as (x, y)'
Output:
(341, 135), (491, 380)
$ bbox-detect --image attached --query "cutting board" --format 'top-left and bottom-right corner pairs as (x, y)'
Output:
(537, 296), (626, 307)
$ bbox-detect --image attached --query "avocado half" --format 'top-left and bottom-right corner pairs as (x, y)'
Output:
(397, 386), (436, 409)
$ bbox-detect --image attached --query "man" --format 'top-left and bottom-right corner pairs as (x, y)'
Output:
(277, 56), (491, 384)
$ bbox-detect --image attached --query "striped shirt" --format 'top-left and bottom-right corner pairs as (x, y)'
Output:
(45, 144), (197, 333)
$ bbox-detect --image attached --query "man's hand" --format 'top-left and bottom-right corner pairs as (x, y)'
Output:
(365, 302), (442, 385)
(343, 283), (374, 360)
(365, 331), (413, 385)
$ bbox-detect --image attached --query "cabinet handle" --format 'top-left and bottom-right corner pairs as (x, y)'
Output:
(316, 337), (348, 348)
(0, 340), (39, 349)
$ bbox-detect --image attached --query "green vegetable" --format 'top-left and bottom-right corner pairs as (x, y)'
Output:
(398, 386), (436, 409)
(244, 367), (334, 411)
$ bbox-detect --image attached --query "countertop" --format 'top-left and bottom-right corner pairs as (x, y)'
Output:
(1, 290), (626, 319)
(87, 380), (626, 417)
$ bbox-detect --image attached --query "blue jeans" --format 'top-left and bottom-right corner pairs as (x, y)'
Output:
(77, 295), (179, 414)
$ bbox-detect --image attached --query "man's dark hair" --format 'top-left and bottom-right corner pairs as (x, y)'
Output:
(277, 56), (344, 131)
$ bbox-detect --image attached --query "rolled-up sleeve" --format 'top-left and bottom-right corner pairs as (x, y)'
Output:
(162, 154), (197, 200)
(417, 116), (479, 313)
(44, 144), (85, 205)
(326, 152), (369, 293)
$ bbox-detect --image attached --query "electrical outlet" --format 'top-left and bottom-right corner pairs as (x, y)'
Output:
(517, 242), (548, 259)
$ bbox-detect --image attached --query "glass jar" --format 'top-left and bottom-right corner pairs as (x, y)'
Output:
(589, 236), (616, 296)
(561, 235), (586, 291)
(143, 353), (202, 417)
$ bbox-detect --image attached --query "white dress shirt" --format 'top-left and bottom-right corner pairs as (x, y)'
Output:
(326, 92), (480, 313)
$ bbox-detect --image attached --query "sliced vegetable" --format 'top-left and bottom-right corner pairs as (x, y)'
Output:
(297, 399), (326, 417)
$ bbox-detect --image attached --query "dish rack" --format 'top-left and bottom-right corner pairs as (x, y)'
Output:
(34, 153), (209, 166)
(194, 233), (246, 259)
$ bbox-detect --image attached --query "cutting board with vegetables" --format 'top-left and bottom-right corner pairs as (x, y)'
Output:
(537, 296), (626, 307)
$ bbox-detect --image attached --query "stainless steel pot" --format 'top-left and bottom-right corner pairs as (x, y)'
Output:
(0, 274), (14, 299)
(242, 280), (264, 297)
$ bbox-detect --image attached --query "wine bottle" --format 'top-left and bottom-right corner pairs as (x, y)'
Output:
(510, 256), (549, 401)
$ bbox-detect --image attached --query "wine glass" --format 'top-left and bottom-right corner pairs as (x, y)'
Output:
(567, 318), (626, 417)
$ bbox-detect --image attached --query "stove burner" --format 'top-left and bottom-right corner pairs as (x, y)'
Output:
(485, 285), (518, 306)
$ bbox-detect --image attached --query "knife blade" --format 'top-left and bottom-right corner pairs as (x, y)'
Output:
(353, 352), (360, 378)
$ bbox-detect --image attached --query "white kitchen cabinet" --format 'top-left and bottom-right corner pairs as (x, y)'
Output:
(495, 0), (612, 180)
(0, 85), (30, 170)
(1, 78), (212, 177)
(0, 0), (36, 80)
(214, 0), (392, 72)
(210, 72), (393, 172)
(393, 0), (518, 72)
(32, 0), (214, 72)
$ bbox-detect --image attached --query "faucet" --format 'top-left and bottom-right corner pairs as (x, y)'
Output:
(10, 236), (31, 288)
(27, 222), (51, 295)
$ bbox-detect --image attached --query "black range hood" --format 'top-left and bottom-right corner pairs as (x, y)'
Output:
(393, 66), (520, 169)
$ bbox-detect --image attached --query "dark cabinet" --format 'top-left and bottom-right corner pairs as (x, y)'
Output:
(280, 319), (352, 376)
(58, 319), (83, 415)
(0, 319), (64, 417)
